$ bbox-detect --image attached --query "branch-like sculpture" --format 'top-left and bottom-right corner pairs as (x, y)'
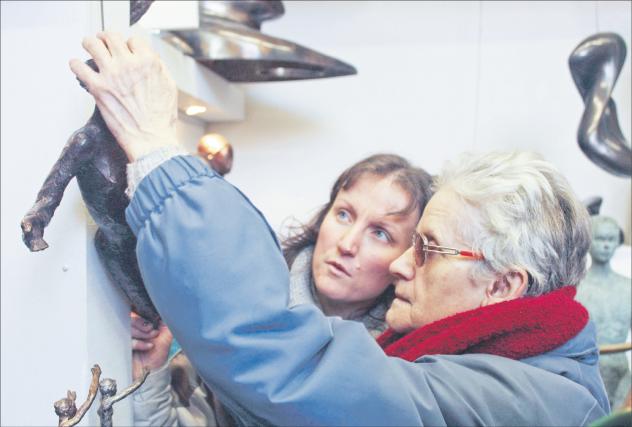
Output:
(97, 368), (149, 427)
(54, 364), (102, 427)
(569, 32), (631, 177)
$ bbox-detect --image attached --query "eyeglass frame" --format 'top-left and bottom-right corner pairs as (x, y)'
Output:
(412, 230), (484, 267)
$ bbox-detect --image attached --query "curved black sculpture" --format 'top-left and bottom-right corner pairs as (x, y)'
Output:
(569, 32), (631, 177)
(20, 1), (161, 326)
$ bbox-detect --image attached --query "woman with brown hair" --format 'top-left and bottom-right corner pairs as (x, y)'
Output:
(131, 153), (433, 425)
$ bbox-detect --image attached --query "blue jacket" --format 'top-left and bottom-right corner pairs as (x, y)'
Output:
(126, 156), (609, 426)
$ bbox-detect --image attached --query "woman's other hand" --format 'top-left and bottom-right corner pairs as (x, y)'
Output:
(131, 311), (173, 380)
(69, 31), (180, 161)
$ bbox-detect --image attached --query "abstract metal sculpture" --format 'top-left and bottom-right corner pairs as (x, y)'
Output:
(20, 1), (161, 326)
(569, 32), (631, 177)
(54, 365), (102, 427)
(160, 0), (357, 82)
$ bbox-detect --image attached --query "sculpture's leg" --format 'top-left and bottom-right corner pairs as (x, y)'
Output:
(94, 227), (161, 327)
(21, 124), (96, 251)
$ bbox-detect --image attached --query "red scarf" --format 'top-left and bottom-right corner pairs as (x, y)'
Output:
(377, 286), (588, 361)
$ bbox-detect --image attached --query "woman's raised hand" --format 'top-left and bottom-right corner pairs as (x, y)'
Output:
(69, 31), (180, 161)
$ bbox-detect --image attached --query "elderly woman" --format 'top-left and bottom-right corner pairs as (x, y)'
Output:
(71, 32), (609, 425)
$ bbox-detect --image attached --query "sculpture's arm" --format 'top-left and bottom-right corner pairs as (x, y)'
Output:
(110, 368), (150, 405)
(21, 124), (96, 251)
(60, 365), (102, 427)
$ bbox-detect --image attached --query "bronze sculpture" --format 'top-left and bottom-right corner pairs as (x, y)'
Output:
(576, 215), (631, 409)
(20, 64), (162, 326)
(97, 368), (149, 427)
(20, 1), (162, 326)
(569, 32), (631, 177)
(54, 364), (102, 427)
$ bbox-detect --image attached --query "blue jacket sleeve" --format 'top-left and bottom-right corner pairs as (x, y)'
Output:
(125, 156), (423, 426)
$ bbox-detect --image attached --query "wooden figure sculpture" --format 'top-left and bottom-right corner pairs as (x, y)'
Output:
(54, 364), (102, 427)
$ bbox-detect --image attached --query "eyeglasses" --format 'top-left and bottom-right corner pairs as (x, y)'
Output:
(412, 231), (484, 267)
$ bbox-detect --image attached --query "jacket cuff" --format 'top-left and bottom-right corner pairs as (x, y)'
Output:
(126, 145), (191, 198)
(126, 155), (219, 236)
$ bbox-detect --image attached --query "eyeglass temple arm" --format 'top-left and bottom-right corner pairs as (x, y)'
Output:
(426, 245), (484, 259)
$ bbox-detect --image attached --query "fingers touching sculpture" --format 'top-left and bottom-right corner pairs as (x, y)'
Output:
(54, 365), (102, 427)
(569, 32), (631, 177)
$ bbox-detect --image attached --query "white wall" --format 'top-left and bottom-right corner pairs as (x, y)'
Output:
(0, 2), (207, 426)
(209, 1), (631, 241)
(1, 2), (102, 426)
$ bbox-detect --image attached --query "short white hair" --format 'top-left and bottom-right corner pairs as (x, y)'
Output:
(435, 151), (591, 295)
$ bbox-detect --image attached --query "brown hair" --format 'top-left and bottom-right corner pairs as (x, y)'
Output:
(282, 153), (433, 267)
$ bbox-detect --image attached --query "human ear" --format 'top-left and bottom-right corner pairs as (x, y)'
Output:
(482, 269), (528, 306)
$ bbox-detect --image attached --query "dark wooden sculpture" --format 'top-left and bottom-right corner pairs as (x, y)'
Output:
(20, 1), (162, 326)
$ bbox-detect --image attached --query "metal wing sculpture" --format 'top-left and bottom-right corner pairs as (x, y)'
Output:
(569, 32), (631, 177)
(161, 0), (357, 82)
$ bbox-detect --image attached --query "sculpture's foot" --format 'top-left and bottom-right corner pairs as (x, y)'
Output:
(134, 305), (161, 329)
(28, 238), (49, 252)
(20, 218), (49, 252)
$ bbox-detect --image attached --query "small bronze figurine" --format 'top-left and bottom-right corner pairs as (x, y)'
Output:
(54, 364), (102, 427)
(97, 368), (149, 427)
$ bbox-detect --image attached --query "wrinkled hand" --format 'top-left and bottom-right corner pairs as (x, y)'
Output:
(69, 32), (180, 161)
(131, 311), (173, 381)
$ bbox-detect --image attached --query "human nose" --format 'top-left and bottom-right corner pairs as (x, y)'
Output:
(389, 246), (416, 281)
(337, 226), (361, 256)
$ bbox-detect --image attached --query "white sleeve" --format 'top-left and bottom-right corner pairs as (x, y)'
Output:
(132, 360), (217, 427)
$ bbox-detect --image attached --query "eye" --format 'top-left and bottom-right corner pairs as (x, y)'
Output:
(336, 209), (351, 223)
(372, 228), (391, 243)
